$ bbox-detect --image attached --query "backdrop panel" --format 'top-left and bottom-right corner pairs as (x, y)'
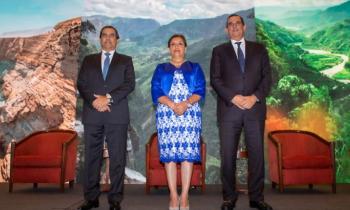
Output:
(1, 0), (348, 185)
(79, 0), (256, 184)
(255, 0), (350, 183)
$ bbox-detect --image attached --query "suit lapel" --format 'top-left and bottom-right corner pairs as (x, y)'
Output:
(109, 52), (119, 69)
(244, 40), (253, 73)
(93, 53), (104, 81)
(224, 42), (242, 73)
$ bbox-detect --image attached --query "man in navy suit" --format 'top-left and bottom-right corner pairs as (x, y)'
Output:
(210, 14), (272, 210)
(77, 25), (135, 210)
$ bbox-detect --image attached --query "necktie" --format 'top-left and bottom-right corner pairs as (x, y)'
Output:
(102, 52), (111, 80)
(236, 42), (245, 72)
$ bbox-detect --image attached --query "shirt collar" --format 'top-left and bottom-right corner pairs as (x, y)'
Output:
(102, 49), (116, 56)
(230, 38), (245, 47)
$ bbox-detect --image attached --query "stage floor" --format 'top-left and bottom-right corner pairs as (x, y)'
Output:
(0, 183), (349, 210)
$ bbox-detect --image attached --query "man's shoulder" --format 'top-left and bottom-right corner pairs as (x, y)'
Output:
(246, 40), (266, 51)
(213, 42), (231, 51)
(115, 53), (132, 61)
(83, 52), (133, 62)
(83, 53), (99, 60)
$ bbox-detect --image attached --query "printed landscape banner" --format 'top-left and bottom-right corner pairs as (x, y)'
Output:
(255, 0), (350, 183)
(0, 0), (83, 182)
(0, 0), (349, 184)
(79, 0), (256, 184)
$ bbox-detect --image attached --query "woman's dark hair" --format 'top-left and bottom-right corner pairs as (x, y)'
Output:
(167, 34), (187, 47)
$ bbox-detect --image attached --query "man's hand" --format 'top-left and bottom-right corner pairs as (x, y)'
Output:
(231, 95), (258, 110)
(241, 95), (258, 109)
(174, 101), (188, 116)
(231, 95), (246, 110)
(93, 94), (111, 112)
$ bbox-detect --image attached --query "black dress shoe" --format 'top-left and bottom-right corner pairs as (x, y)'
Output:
(109, 201), (121, 210)
(249, 201), (273, 210)
(221, 200), (235, 210)
(77, 199), (99, 210)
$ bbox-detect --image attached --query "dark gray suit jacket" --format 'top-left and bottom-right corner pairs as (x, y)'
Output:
(210, 40), (272, 122)
(77, 52), (135, 125)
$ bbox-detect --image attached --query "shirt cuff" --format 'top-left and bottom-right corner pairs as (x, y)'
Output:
(106, 93), (113, 104)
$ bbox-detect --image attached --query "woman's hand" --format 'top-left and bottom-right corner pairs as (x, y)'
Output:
(174, 101), (189, 116)
(168, 101), (176, 111)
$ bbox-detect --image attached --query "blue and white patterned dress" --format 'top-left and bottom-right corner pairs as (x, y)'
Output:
(156, 69), (201, 163)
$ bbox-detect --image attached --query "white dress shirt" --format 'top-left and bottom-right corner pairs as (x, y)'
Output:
(101, 49), (115, 72)
(230, 38), (246, 59)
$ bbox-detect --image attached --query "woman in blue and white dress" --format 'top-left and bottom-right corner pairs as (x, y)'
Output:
(151, 34), (206, 210)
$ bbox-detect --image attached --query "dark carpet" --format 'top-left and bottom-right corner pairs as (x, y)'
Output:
(0, 183), (349, 210)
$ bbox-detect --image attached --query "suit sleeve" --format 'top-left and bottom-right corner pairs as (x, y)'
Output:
(253, 46), (272, 101)
(192, 64), (206, 102)
(109, 57), (136, 104)
(77, 57), (95, 107)
(151, 64), (166, 105)
(210, 47), (236, 106)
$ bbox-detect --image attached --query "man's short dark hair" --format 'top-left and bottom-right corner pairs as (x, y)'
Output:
(226, 14), (245, 27)
(168, 34), (187, 48)
(99, 25), (120, 39)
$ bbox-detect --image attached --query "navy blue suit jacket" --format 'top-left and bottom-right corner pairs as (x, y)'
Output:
(77, 52), (135, 125)
(210, 40), (272, 122)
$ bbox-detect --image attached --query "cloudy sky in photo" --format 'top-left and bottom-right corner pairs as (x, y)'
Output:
(0, 0), (83, 34)
(0, 0), (347, 34)
(254, 0), (346, 7)
(84, 0), (254, 24)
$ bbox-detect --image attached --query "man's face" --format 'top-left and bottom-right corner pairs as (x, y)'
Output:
(225, 16), (246, 41)
(100, 28), (118, 51)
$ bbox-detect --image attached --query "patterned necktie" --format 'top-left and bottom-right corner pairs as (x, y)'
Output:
(102, 52), (111, 80)
(235, 42), (245, 72)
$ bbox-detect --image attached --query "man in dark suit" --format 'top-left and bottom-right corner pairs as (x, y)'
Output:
(210, 14), (272, 210)
(77, 25), (135, 210)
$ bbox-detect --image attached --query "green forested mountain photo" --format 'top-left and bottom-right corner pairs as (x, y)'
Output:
(78, 1), (350, 183)
(256, 1), (350, 183)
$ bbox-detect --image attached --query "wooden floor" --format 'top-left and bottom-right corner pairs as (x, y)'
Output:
(0, 183), (349, 210)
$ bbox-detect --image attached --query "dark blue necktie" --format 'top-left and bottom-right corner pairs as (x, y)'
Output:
(236, 42), (245, 72)
(102, 52), (111, 80)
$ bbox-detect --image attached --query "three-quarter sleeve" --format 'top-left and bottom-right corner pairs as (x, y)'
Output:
(192, 64), (206, 101)
(151, 64), (166, 105)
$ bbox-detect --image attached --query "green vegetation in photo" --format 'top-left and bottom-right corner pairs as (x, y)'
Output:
(333, 69), (350, 80)
(333, 95), (350, 183)
(0, 60), (16, 102)
(256, 16), (350, 183)
(346, 61), (350, 70)
(301, 53), (343, 72)
(272, 74), (332, 114)
(256, 18), (348, 91)
(0, 60), (15, 76)
(255, 19), (305, 81)
(308, 19), (350, 54)
(333, 60), (350, 79)
(257, 1), (350, 35)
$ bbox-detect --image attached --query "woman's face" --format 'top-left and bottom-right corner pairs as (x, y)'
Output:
(169, 37), (186, 59)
